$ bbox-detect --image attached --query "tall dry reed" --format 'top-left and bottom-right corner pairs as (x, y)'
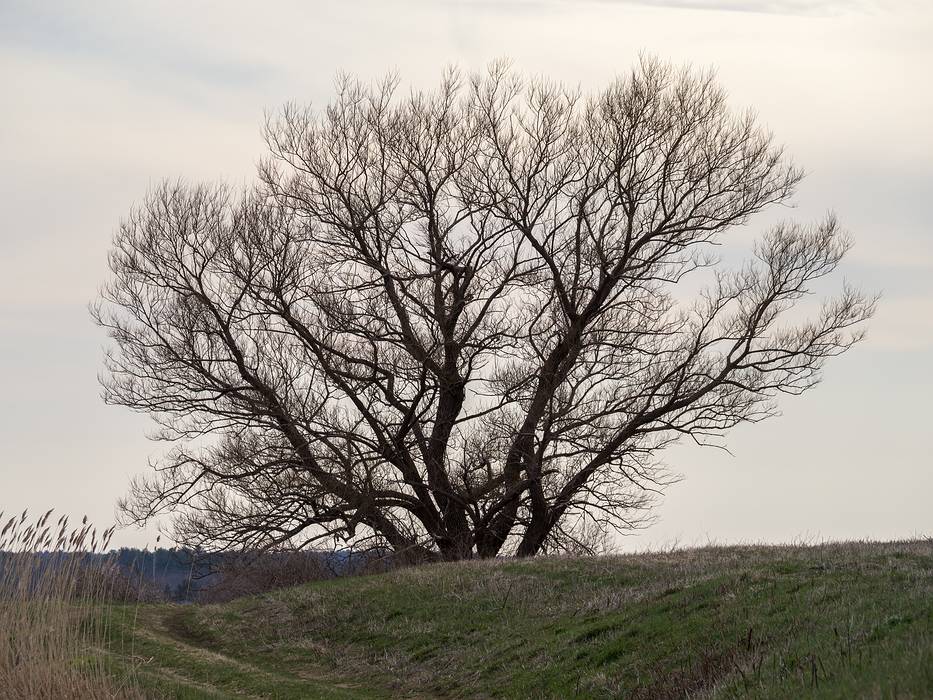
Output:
(0, 509), (142, 699)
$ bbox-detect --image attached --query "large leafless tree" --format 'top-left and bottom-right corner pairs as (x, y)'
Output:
(96, 58), (874, 561)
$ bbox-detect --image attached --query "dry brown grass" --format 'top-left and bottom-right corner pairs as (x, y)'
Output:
(0, 509), (143, 699)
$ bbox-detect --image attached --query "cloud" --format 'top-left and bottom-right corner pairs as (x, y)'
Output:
(577, 0), (864, 15)
(0, 1), (280, 96)
(474, 0), (874, 16)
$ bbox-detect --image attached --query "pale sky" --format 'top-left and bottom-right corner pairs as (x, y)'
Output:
(1, 0), (931, 550)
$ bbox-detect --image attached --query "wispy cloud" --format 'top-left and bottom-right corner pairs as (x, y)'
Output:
(0, 1), (278, 93)
(589, 0), (864, 15)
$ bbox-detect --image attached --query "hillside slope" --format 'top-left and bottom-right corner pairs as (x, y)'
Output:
(114, 540), (933, 699)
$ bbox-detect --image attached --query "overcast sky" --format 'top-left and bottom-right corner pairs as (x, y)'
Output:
(1, 0), (930, 550)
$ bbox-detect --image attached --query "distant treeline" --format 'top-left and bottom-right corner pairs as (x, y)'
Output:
(0, 547), (396, 603)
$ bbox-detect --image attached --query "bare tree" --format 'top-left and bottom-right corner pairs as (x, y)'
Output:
(95, 58), (874, 561)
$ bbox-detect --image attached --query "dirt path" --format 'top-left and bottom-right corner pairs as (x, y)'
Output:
(126, 606), (380, 700)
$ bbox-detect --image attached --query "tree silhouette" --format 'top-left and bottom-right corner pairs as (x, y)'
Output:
(95, 58), (873, 560)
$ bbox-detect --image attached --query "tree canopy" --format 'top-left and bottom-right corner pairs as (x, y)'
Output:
(96, 58), (873, 560)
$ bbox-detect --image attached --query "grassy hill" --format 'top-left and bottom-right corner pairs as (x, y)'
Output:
(109, 540), (933, 699)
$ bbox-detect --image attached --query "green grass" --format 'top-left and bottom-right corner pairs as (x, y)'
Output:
(108, 540), (933, 698)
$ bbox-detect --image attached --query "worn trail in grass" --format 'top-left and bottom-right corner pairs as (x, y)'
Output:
(113, 541), (933, 698)
(107, 606), (382, 699)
